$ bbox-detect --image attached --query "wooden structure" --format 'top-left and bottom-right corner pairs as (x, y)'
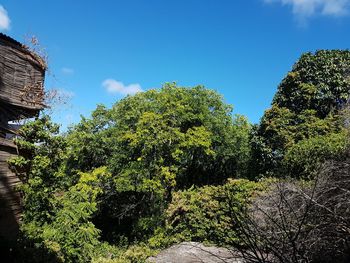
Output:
(0, 33), (46, 241)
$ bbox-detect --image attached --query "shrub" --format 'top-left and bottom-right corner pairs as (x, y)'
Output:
(163, 179), (266, 246)
(19, 167), (111, 263)
(283, 131), (349, 178)
(92, 244), (156, 263)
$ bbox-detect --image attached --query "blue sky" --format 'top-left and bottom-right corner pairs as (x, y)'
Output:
(1, 0), (350, 129)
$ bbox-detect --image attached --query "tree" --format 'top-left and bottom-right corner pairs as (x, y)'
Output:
(9, 116), (68, 224)
(66, 104), (113, 173)
(107, 83), (251, 190)
(252, 50), (350, 177)
(67, 83), (252, 241)
(9, 117), (119, 262)
(68, 83), (251, 193)
(38, 167), (110, 263)
(273, 50), (350, 117)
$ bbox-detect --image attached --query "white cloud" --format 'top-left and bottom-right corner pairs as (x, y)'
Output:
(102, 79), (143, 95)
(265, 0), (350, 18)
(322, 0), (348, 15)
(61, 67), (74, 75)
(0, 5), (10, 31)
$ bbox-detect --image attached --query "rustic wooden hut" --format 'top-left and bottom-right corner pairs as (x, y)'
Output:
(0, 33), (46, 241)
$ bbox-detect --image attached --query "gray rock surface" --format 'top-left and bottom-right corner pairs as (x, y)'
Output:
(147, 242), (244, 263)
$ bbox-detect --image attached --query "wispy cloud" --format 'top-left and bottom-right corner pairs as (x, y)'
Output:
(61, 67), (74, 75)
(0, 5), (10, 31)
(264, 0), (350, 20)
(102, 79), (143, 95)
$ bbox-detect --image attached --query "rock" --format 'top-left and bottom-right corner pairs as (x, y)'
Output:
(147, 242), (243, 263)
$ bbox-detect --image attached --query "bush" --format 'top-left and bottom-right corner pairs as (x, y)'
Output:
(19, 167), (112, 263)
(162, 179), (266, 246)
(283, 131), (349, 178)
(92, 244), (156, 263)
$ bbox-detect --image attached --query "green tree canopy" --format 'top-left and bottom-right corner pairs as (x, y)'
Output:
(273, 50), (350, 117)
(68, 83), (251, 191)
(252, 50), (350, 177)
(65, 83), (252, 242)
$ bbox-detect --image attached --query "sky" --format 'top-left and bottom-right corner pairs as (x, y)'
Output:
(1, 0), (350, 129)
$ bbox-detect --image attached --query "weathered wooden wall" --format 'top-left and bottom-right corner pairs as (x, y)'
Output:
(0, 139), (21, 241)
(0, 33), (46, 123)
(0, 44), (44, 110)
(0, 33), (46, 242)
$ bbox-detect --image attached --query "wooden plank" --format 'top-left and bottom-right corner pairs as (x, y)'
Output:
(0, 140), (21, 241)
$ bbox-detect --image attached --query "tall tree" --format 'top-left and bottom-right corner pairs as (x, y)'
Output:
(252, 50), (350, 177)
(66, 83), (252, 241)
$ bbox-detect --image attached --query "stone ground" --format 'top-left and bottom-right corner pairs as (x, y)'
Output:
(147, 242), (244, 263)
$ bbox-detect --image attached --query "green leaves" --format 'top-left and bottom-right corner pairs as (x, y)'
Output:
(9, 116), (68, 225)
(8, 84), (249, 261)
(283, 131), (349, 177)
(253, 50), (350, 177)
(27, 167), (111, 262)
(163, 179), (266, 246)
(66, 83), (250, 197)
(111, 84), (250, 189)
(273, 50), (350, 117)
(62, 83), (252, 243)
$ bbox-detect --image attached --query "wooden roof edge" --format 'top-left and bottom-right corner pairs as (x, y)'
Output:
(0, 138), (16, 149)
(0, 33), (47, 71)
(0, 95), (45, 111)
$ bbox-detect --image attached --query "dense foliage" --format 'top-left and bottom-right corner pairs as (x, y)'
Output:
(8, 116), (68, 225)
(274, 50), (350, 116)
(252, 50), (350, 177)
(69, 83), (251, 187)
(163, 179), (266, 245)
(65, 84), (252, 243)
(8, 84), (252, 262)
(5, 50), (350, 262)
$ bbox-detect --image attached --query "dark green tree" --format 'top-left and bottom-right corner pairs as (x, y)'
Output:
(252, 50), (350, 177)
(273, 50), (350, 117)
